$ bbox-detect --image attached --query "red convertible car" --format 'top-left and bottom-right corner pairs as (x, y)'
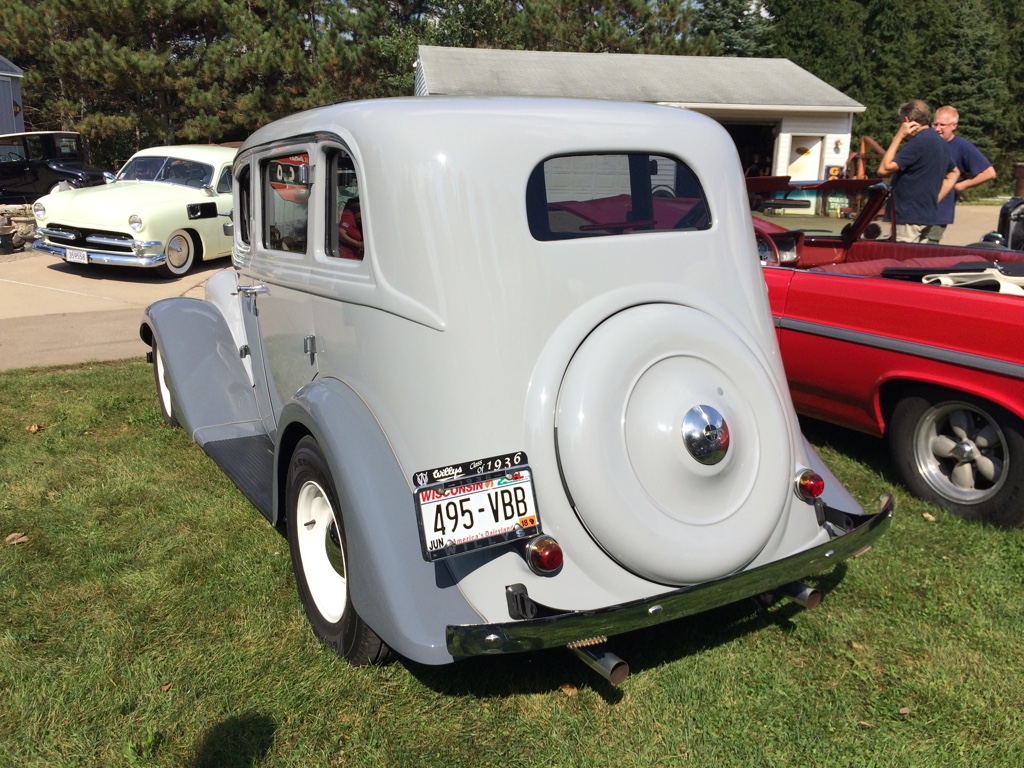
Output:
(751, 177), (1024, 527)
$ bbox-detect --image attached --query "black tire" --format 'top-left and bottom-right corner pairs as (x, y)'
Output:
(157, 229), (197, 278)
(152, 338), (180, 427)
(889, 386), (1024, 527)
(285, 436), (393, 665)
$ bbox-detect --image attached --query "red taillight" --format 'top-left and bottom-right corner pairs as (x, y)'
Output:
(526, 536), (563, 574)
(796, 469), (825, 501)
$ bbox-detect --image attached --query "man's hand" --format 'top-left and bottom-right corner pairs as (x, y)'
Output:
(902, 120), (925, 138)
(878, 120), (920, 177)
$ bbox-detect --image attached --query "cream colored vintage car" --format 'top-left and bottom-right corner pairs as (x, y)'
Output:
(32, 145), (235, 278)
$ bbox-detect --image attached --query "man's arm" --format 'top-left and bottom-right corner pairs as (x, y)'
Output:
(938, 166), (960, 202)
(955, 165), (997, 194)
(878, 121), (918, 177)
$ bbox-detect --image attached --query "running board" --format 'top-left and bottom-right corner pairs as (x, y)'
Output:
(202, 434), (275, 521)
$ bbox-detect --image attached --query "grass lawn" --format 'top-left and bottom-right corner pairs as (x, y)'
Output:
(1, 361), (1023, 767)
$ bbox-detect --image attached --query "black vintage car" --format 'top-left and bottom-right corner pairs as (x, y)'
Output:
(0, 131), (111, 204)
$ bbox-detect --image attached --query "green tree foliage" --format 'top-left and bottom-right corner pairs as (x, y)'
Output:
(2, 0), (1023, 176)
(764, 0), (1024, 181)
(341, 0), (428, 99)
(0, 0), (225, 158)
(764, 0), (866, 95)
(182, 0), (358, 142)
(978, 0), (1019, 168)
(695, 0), (773, 57)
(0, 0), (366, 161)
(930, 0), (1012, 166)
(426, 0), (522, 50)
(516, 0), (714, 55)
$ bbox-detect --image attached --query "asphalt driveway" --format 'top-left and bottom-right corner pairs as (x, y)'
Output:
(0, 204), (1008, 371)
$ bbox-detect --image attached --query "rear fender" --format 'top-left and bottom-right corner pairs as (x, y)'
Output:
(278, 378), (481, 665)
(140, 297), (260, 442)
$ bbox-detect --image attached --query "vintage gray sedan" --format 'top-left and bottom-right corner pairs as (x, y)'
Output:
(140, 98), (892, 683)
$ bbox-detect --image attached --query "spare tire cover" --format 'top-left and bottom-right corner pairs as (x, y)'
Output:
(556, 304), (792, 585)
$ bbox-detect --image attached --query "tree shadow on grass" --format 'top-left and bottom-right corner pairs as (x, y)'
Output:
(189, 712), (276, 768)
(404, 562), (849, 703)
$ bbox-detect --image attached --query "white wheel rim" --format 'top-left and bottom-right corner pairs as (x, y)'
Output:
(166, 233), (191, 271)
(295, 479), (348, 622)
(155, 348), (173, 419)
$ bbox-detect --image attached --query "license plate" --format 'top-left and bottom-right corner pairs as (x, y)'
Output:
(65, 248), (88, 264)
(413, 452), (542, 561)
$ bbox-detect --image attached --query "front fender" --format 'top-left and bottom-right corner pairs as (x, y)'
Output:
(278, 378), (481, 665)
(141, 297), (260, 441)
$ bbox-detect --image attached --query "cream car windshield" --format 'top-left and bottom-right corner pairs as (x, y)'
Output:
(116, 156), (215, 188)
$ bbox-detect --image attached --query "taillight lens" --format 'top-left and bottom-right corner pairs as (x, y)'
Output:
(795, 469), (825, 501)
(526, 536), (563, 574)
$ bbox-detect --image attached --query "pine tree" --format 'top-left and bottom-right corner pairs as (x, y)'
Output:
(696, 0), (773, 57)
(763, 0), (866, 92)
(515, 0), (714, 55)
(926, 0), (1011, 173)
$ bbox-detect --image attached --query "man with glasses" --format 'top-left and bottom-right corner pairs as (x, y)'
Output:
(878, 100), (958, 244)
(927, 105), (996, 243)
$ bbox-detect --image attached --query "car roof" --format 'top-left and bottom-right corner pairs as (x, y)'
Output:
(128, 144), (237, 165)
(238, 96), (732, 165)
(0, 131), (82, 140)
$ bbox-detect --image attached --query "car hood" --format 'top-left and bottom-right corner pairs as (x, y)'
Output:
(39, 181), (213, 227)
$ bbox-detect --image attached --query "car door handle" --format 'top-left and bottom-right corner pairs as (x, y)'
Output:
(235, 284), (269, 297)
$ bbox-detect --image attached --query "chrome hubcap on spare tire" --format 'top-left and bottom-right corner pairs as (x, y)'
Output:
(682, 405), (730, 466)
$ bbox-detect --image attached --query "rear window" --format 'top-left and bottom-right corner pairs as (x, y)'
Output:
(527, 153), (710, 241)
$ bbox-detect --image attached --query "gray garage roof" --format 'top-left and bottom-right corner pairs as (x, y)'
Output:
(416, 46), (863, 113)
(0, 54), (23, 78)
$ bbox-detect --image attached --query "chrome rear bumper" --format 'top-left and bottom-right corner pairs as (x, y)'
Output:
(447, 494), (893, 657)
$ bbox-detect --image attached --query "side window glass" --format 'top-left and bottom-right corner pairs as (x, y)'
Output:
(263, 153), (309, 252)
(236, 164), (251, 246)
(26, 137), (44, 161)
(1, 141), (26, 163)
(56, 135), (81, 157)
(216, 167), (232, 195)
(526, 153), (710, 241)
(327, 149), (363, 259)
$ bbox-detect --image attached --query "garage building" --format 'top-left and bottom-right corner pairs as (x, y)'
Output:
(414, 46), (864, 182)
(0, 54), (25, 135)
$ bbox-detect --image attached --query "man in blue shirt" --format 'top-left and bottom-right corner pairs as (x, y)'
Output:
(926, 105), (997, 243)
(878, 100), (958, 243)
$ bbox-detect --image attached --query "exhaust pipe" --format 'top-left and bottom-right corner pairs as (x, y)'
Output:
(778, 581), (822, 609)
(570, 644), (630, 686)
